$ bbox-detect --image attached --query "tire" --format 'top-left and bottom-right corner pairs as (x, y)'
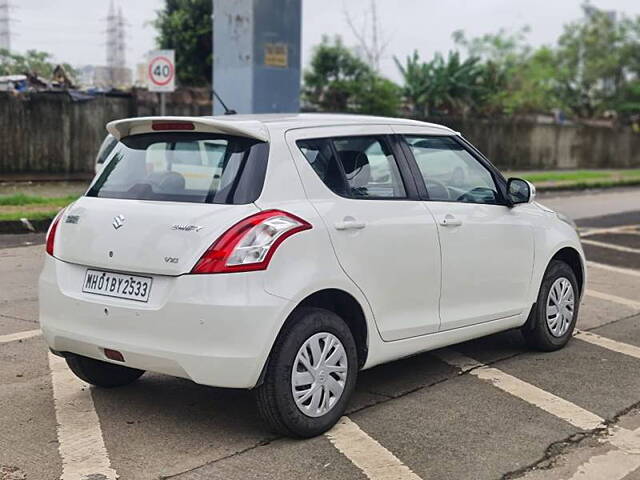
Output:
(256, 307), (358, 438)
(522, 260), (580, 351)
(65, 354), (145, 388)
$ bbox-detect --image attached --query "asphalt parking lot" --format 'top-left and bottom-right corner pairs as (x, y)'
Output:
(1, 188), (640, 480)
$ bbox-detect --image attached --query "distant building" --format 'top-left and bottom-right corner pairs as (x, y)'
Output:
(134, 63), (147, 88)
(77, 65), (132, 90)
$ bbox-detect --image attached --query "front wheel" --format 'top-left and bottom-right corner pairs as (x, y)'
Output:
(256, 307), (358, 438)
(522, 260), (580, 351)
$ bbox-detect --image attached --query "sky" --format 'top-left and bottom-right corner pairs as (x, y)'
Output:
(8, 0), (640, 82)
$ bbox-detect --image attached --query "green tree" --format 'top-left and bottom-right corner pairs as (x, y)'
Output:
(393, 51), (430, 116)
(452, 27), (531, 68)
(554, 4), (640, 117)
(394, 50), (489, 117)
(0, 49), (75, 78)
(303, 36), (400, 116)
(495, 47), (563, 114)
(452, 27), (541, 114)
(615, 81), (640, 116)
(154, 0), (212, 86)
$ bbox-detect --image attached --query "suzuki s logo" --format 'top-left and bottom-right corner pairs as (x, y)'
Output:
(112, 215), (125, 230)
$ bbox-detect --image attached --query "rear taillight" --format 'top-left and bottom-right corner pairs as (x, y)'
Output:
(191, 210), (312, 274)
(45, 209), (65, 256)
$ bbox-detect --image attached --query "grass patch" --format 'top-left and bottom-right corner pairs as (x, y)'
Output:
(619, 170), (640, 178)
(507, 169), (640, 184)
(517, 170), (613, 183)
(0, 194), (77, 206)
(0, 210), (60, 221)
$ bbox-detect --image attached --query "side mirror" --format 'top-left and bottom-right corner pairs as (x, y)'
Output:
(507, 177), (536, 205)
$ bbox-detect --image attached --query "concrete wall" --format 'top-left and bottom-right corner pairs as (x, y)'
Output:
(1, 96), (639, 176)
(432, 117), (640, 170)
(0, 90), (210, 176)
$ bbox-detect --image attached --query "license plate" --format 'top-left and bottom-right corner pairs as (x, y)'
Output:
(82, 269), (152, 302)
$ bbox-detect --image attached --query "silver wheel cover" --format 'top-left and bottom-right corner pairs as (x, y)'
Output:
(291, 332), (348, 418)
(546, 277), (575, 337)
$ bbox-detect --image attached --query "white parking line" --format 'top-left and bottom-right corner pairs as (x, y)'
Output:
(575, 330), (640, 360)
(586, 289), (640, 310)
(48, 353), (117, 480)
(326, 417), (422, 480)
(0, 328), (41, 343)
(581, 238), (640, 255)
(434, 349), (604, 431)
(586, 261), (640, 278)
(580, 225), (640, 238)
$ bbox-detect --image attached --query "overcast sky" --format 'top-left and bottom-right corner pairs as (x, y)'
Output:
(9, 0), (640, 82)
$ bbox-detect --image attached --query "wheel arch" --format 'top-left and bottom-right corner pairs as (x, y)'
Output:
(255, 288), (369, 388)
(549, 246), (585, 297)
(295, 289), (369, 369)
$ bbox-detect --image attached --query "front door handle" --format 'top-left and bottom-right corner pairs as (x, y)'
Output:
(335, 218), (366, 231)
(439, 214), (462, 227)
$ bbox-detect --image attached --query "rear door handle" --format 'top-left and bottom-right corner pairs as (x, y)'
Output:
(334, 218), (366, 231)
(439, 214), (462, 227)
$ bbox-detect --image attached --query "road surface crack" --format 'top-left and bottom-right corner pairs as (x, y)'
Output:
(502, 400), (640, 479)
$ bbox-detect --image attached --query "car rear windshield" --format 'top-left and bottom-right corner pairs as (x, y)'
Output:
(86, 132), (269, 204)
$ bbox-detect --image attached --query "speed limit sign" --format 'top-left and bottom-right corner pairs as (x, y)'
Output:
(147, 50), (175, 92)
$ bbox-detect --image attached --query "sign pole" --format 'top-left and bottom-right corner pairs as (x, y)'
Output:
(160, 93), (166, 116)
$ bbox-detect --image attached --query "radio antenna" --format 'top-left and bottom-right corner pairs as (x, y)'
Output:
(212, 89), (237, 115)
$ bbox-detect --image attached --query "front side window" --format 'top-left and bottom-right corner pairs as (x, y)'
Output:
(87, 133), (268, 205)
(297, 136), (406, 199)
(404, 135), (499, 204)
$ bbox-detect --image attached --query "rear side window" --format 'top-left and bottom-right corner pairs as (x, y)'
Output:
(297, 136), (406, 199)
(87, 133), (268, 205)
(96, 134), (118, 165)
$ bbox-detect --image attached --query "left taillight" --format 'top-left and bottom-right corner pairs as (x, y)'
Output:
(45, 209), (65, 256)
(191, 210), (312, 274)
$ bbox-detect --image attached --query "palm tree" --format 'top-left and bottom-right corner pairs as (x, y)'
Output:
(394, 51), (431, 116)
(395, 50), (489, 117)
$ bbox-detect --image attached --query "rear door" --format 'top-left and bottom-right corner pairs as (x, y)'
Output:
(286, 125), (442, 341)
(56, 131), (268, 276)
(394, 127), (534, 331)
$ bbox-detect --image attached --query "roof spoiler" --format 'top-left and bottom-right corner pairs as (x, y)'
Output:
(106, 116), (269, 142)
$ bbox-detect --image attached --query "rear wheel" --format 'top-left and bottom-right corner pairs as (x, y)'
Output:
(256, 307), (358, 438)
(522, 260), (580, 351)
(65, 354), (144, 388)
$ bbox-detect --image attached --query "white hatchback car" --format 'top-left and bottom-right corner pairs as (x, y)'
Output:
(40, 114), (585, 437)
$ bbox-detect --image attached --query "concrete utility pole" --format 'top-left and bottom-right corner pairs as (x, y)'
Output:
(0, 0), (11, 52)
(212, 0), (302, 114)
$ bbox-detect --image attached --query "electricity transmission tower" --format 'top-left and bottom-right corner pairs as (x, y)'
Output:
(0, 0), (12, 52)
(106, 1), (127, 85)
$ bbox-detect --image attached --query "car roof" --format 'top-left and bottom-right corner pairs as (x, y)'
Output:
(201, 113), (456, 133)
(107, 113), (456, 142)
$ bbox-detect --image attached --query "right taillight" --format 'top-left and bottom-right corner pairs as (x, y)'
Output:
(191, 210), (312, 274)
(45, 209), (65, 256)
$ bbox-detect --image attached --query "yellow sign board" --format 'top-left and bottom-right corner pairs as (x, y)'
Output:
(264, 43), (288, 68)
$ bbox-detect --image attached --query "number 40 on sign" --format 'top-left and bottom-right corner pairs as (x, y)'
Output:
(147, 50), (175, 93)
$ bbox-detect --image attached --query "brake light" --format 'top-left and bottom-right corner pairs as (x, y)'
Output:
(151, 122), (195, 131)
(45, 209), (65, 256)
(191, 210), (312, 274)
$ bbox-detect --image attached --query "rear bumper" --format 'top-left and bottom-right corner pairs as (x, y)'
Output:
(38, 256), (292, 388)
